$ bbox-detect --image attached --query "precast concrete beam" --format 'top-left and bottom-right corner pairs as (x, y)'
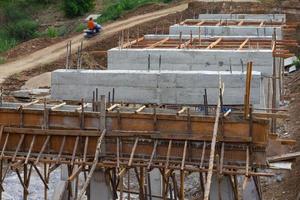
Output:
(169, 25), (282, 39)
(51, 69), (264, 106)
(107, 48), (273, 75)
(198, 14), (286, 22)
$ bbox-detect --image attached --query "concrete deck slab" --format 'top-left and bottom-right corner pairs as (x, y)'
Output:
(169, 25), (282, 38)
(51, 69), (264, 106)
(198, 14), (286, 22)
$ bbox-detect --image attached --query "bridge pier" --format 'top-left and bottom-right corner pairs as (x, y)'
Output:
(89, 169), (113, 200)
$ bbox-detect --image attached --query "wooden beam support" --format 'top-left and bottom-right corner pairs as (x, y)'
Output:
(145, 37), (169, 49)
(107, 104), (120, 112)
(128, 137), (139, 167)
(50, 102), (66, 111)
(204, 79), (223, 200)
(123, 37), (144, 48)
(206, 37), (222, 49)
(238, 38), (249, 50)
(135, 105), (146, 114)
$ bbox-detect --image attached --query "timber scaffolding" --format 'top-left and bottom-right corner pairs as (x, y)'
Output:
(121, 36), (297, 58)
(0, 81), (290, 199)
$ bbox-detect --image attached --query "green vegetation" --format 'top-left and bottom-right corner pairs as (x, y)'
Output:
(0, 0), (46, 53)
(63, 0), (95, 17)
(97, 0), (173, 23)
(46, 27), (59, 38)
(75, 23), (86, 33)
(293, 56), (300, 70)
(0, 57), (6, 64)
(0, 30), (17, 53)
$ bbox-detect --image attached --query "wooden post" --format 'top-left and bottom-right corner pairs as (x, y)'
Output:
(204, 77), (223, 200)
(100, 95), (106, 131)
(0, 160), (2, 200)
(244, 62), (253, 118)
(139, 167), (145, 200)
(271, 30), (277, 133)
(23, 164), (28, 200)
(180, 170), (184, 200)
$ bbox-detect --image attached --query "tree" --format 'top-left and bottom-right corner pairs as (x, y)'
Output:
(63, 0), (95, 18)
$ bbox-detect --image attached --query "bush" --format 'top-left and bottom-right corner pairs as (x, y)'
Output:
(5, 19), (38, 41)
(97, 0), (173, 23)
(63, 0), (95, 17)
(293, 57), (300, 70)
(46, 26), (59, 38)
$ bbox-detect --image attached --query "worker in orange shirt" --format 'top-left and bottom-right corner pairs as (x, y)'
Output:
(87, 17), (102, 33)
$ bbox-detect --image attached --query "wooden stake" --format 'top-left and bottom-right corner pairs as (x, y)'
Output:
(203, 77), (223, 200)
(76, 129), (106, 200)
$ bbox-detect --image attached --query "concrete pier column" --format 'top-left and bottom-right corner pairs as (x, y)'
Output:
(242, 176), (260, 200)
(209, 175), (235, 200)
(148, 168), (162, 200)
(52, 165), (68, 200)
(89, 169), (113, 200)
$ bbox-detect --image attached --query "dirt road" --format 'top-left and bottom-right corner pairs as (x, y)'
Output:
(0, 3), (188, 83)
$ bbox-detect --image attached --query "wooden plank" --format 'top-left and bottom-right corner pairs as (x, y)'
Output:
(123, 37), (144, 48)
(259, 21), (264, 27)
(267, 152), (300, 163)
(50, 102), (66, 111)
(107, 104), (120, 112)
(135, 105), (146, 113)
(238, 38), (249, 50)
(206, 37), (222, 49)
(145, 37), (169, 49)
(196, 20), (205, 26)
(22, 100), (40, 108)
(128, 137), (139, 167)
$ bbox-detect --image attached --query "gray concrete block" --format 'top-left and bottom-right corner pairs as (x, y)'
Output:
(169, 25), (282, 39)
(198, 14), (286, 22)
(51, 69), (264, 106)
(107, 49), (273, 75)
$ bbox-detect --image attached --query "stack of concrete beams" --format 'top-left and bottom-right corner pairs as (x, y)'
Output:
(52, 14), (286, 107)
(197, 14), (286, 21)
(169, 14), (285, 38)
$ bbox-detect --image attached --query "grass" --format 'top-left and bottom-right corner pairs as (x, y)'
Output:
(0, 30), (18, 53)
(0, 57), (5, 64)
(75, 23), (86, 33)
(97, 0), (173, 24)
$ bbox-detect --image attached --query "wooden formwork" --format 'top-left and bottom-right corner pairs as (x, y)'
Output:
(0, 95), (272, 200)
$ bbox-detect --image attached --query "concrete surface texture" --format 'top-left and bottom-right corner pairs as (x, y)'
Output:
(51, 69), (264, 105)
(144, 34), (273, 40)
(169, 25), (282, 38)
(198, 14), (286, 22)
(107, 48), (273, 75)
